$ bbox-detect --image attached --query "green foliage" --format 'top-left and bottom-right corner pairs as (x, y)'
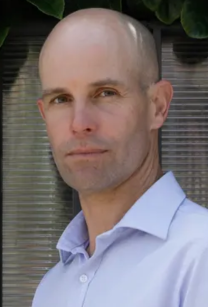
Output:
(0, 27), (10, 47)
(156, 0), (184, 25)
(27, 0), (65, 19)
(0, 0), (208, 48)
(181, 0), (208, 38)
(142, 0), (162, 11)
(109, 0), (122, 11)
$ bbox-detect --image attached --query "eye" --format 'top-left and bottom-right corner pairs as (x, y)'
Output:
(52, 95), (71, 104)
(99, 90), (117, 97)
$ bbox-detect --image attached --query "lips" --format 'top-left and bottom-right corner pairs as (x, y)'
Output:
(68, 149), (107, 156)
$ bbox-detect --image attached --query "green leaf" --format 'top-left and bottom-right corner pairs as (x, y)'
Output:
(0, 27), (10, 48)
(108, 0), (122, 11)
(27, 0), (65, 19)
(181, 0), (208, 39)
(142, 0), (162, 11)
(156, 0), (184, 25)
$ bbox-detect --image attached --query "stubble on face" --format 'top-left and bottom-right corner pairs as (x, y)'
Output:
(39, 10), (153, 195)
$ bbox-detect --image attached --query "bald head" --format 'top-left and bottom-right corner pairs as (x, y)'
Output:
(37, 8), (172, 194)
(39, 8), (159, 90)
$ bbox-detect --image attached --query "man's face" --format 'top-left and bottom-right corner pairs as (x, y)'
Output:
(38, 24), (152, 194)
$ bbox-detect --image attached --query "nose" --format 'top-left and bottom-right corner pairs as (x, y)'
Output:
(71, 106), (97, 137)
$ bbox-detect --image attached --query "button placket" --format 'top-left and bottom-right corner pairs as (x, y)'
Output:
(79, 274), (88, 283)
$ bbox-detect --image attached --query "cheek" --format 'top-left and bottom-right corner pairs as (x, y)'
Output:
(110, 107), (149, 154)
(45, 110), (69, 148)
(98, 118), (128, 156)
(109, 105), (146, 138)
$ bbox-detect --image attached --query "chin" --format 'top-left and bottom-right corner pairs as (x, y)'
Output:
(58, 163), (122, 193)
(66, 177), (113, 195)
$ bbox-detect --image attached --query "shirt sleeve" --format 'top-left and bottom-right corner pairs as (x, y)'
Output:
(182, 243), (208, 307)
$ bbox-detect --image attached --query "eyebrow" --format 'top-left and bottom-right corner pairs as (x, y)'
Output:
(41, 78), (127, 100)
(89, 78), (126, 88)
(41, 87), (68, 100)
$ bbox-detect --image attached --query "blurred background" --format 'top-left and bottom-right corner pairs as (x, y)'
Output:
(1, 0), (208, 306)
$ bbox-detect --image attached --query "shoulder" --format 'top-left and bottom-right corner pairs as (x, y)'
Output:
(32, 262), (63, 307)
(165, 200), (208, 297)
(170, 198), (208, 243)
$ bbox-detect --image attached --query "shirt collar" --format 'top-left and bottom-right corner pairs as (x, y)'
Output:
(114, 171), (186, 239)
(57, 171), (186, 263)
(57, 211), (89, 263)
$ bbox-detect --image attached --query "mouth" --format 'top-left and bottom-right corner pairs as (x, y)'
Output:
(67, 149), (108, 157)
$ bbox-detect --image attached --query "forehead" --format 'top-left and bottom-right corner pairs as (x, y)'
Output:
(40, 23), (137, 88)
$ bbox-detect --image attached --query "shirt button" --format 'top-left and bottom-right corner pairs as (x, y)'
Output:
(79, 274), (88, 283)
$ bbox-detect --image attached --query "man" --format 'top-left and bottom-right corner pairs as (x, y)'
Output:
(32, 7), (208, 307)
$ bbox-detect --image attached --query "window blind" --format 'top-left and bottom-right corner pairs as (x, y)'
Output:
(2, 36), (73, 307)
(161, 35), (208, 208)
(2, 30), (208, 307)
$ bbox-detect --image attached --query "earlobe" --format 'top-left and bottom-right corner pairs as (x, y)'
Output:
(37, 99), (46, 121)
(149, 80), (173, 130)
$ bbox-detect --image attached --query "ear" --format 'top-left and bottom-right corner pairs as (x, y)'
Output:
(37, 99), (46, 121)
(148, 80), (173, 130)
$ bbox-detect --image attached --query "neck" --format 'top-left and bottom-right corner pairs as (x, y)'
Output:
(79, 147), (162, 256)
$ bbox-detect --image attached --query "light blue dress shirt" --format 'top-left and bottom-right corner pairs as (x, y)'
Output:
(32, 172), (208, 307)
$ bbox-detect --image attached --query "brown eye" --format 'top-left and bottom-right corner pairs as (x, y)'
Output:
(53, 95), (70, 104)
